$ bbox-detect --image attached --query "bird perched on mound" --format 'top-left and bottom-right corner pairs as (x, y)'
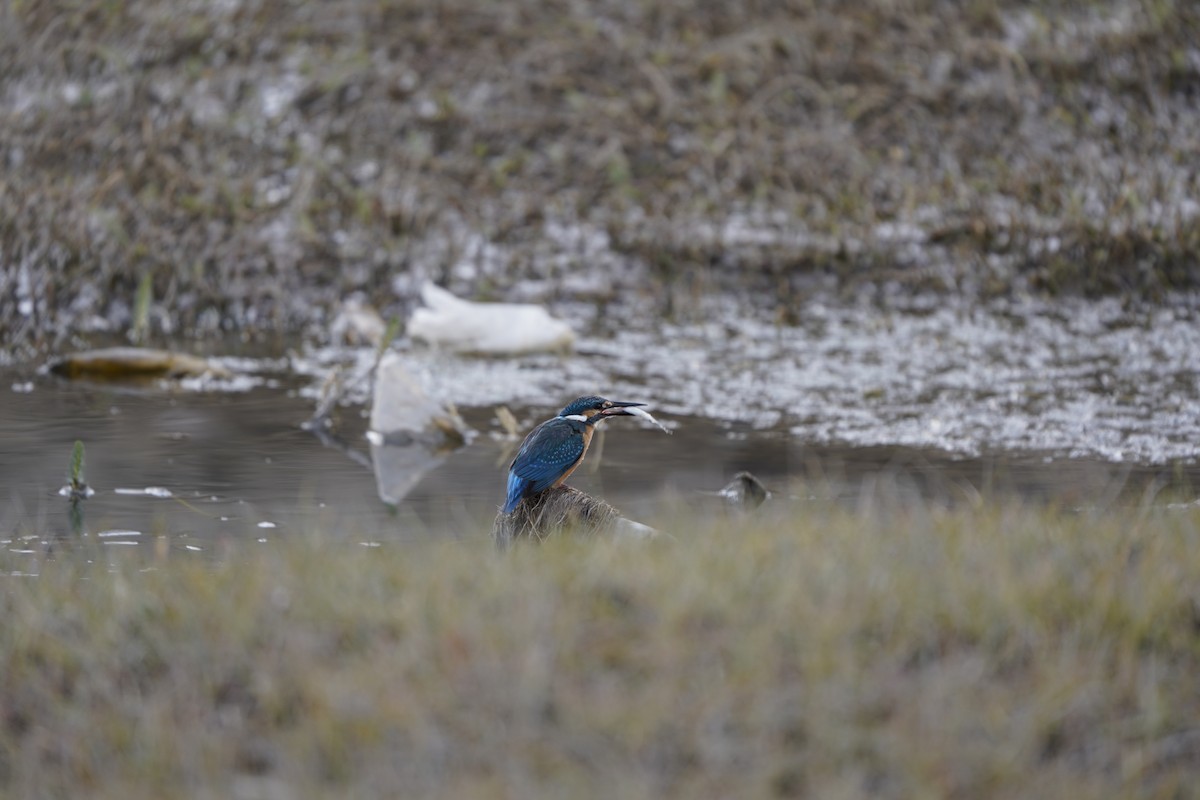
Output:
(502, 395), (646, 513)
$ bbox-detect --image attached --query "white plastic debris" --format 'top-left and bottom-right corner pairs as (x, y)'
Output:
(367, 351), (471, 505)
(408, 282), (575, 355)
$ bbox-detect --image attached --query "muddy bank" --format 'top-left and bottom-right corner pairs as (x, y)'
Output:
(286, 292), (1198, 466)
(2, 1), (1199, 349)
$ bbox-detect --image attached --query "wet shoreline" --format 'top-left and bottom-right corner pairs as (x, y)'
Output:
(3, 286), (1198, 545)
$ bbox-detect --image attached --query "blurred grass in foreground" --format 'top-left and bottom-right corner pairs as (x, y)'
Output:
(3, 495), (1200, 799)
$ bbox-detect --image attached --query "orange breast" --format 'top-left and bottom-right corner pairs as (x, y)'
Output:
(550, 425), (594, 488)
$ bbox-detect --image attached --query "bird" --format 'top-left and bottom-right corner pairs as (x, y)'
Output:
(503, 395), (645, 513)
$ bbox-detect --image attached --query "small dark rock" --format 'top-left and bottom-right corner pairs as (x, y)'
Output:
(718, 471), (771, 510)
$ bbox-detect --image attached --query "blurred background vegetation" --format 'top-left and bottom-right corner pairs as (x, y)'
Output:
(2, 0), (1198, 349)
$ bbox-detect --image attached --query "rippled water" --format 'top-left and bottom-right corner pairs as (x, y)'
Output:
(2, 295), (1197, 557)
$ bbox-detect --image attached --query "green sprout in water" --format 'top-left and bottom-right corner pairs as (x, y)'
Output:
(65, 439), (92, 535)
(65, 439), (93, 500)
(70, 440), (85, 491)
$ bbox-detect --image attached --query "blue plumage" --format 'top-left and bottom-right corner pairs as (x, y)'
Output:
(504, 470), (530, 514)
(501, 395), (645, 514)
(503, 416), (588, 512)
(558, 395), (608, 417)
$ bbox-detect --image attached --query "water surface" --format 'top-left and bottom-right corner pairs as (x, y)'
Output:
(3, 296), (1198, 558)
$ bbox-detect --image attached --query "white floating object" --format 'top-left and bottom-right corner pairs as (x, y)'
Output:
(408, 282), (575, 355)
(625, 406), (672, 434)
(98, 530), (143, 538)
(257, 521), (277, 529)
(115, 486), (173, 498)
(368, 351), (471, 506)
(369, 351), (468, 439)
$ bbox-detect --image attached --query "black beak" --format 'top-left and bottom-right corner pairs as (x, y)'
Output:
(598, 401), (645, 417)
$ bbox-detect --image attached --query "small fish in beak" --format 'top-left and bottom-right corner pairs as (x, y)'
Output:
(603, 404), (671, 434)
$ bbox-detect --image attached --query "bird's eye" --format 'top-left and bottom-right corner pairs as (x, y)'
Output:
(601, 401), (611, 409)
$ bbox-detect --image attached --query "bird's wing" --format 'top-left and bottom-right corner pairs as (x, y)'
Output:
(510, 419), (586, 493)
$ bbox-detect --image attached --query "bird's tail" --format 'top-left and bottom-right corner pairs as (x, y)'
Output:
(503, 472), (528, 514)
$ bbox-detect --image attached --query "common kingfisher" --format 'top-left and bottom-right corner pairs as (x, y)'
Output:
(503, 396), (645, 513)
